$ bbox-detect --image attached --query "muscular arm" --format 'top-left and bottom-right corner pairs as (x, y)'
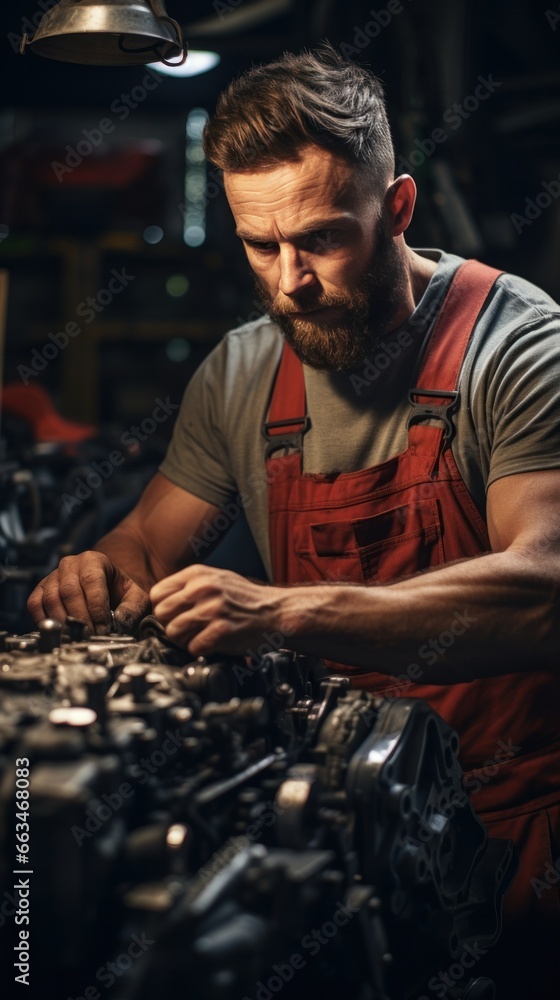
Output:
(151, 469), (560, 681)
(94, 472), (222, 590)
(27, 472), (222, 634)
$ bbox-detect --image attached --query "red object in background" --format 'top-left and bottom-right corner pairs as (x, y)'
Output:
(2, 382), (97, 442)
(34, 145), (159, 188)
(0, 142), (165, 231)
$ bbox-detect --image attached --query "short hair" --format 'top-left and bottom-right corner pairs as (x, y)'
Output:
(202, 42), (395, 193)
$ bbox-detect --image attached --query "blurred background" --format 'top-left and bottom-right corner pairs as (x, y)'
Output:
(0, 0), (559, 628)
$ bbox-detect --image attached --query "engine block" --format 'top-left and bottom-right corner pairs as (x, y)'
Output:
(0, 617), (516, 1000)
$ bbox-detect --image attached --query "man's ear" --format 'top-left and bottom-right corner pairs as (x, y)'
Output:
(384, 174), (417, 237)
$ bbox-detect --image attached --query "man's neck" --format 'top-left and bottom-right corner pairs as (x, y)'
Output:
(385, 245), (439, 338)
(407, 247), (439, 307)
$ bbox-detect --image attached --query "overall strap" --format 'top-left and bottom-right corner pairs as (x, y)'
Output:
(263, 342), (309, 459)
(264, 260), (504, 456)
(408, 260), (503, 442)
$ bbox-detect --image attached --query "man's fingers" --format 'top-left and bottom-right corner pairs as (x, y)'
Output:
(150, 565), (205, 604)
(42, 566), (96, 631)
(113, 593), (151, 634)
(28, 576), (82, 629)
(77, 561), (112, 633)
(164, 609), (234, 656)
(150, 569), (222, 625)
(151, 591), (194, 626)
(163, 607), (209, 647)
(188, 621), (229, 657)
(27, 552), (113, 634)
(26, 586), (48, 626)
(51, 555), (111, 634)
(111, 568), (151, 633)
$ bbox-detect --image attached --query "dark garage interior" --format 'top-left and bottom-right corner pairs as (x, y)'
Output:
(0, 3), (560, 999)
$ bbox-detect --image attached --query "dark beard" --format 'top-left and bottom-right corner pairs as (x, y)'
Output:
(254, 220), (409, 373)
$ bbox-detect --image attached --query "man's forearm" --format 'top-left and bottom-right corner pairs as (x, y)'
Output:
(94, 525), (157, 595)
(277, 550), (560, 682)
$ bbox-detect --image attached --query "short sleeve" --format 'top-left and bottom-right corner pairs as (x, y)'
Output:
(159, 344), (238, 508)
(480, 319), (560, 489)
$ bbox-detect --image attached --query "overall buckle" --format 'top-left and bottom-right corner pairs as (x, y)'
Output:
(406, 388), (460, 443)
(262, 416), (310, 460)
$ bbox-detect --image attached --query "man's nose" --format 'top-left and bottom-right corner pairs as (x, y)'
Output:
(278, 246), (316, 297)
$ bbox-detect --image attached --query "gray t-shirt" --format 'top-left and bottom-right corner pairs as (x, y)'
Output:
(160, 249), (560, 580)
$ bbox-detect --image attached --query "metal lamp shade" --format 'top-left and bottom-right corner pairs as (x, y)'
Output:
(23, 0), (184, 66)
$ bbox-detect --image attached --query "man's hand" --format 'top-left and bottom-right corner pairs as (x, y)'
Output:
(27, 551), (151, 635)
(153, 470), (560, 678)
(150, 565), (287, 657)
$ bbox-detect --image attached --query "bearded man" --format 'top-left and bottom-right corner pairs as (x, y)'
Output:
(28, 44), (560, 998)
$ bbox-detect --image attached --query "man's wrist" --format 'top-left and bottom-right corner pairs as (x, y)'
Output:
(275, 584), (332, 651)
(275, 587), (303, 645)
(273, 580), (386, 666)
(94, 536), (155, 595)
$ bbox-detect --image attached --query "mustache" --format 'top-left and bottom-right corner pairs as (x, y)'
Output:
(267, 292), (359, 317)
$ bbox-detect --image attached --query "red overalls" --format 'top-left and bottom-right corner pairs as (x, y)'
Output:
(264, 260), (560, 996)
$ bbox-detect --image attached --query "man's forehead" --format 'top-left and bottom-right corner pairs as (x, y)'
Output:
(223, 147), (369, 213)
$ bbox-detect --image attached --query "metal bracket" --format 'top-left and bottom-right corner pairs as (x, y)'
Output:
(406, 388), (460, 443)
(262, 415), (310, 460)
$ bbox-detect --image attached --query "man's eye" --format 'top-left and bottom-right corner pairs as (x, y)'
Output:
(247, 241), (276, 253)
(305, 230), (340, 251)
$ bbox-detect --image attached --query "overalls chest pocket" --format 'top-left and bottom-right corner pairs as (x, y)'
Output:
(292, 498), (445, 584)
